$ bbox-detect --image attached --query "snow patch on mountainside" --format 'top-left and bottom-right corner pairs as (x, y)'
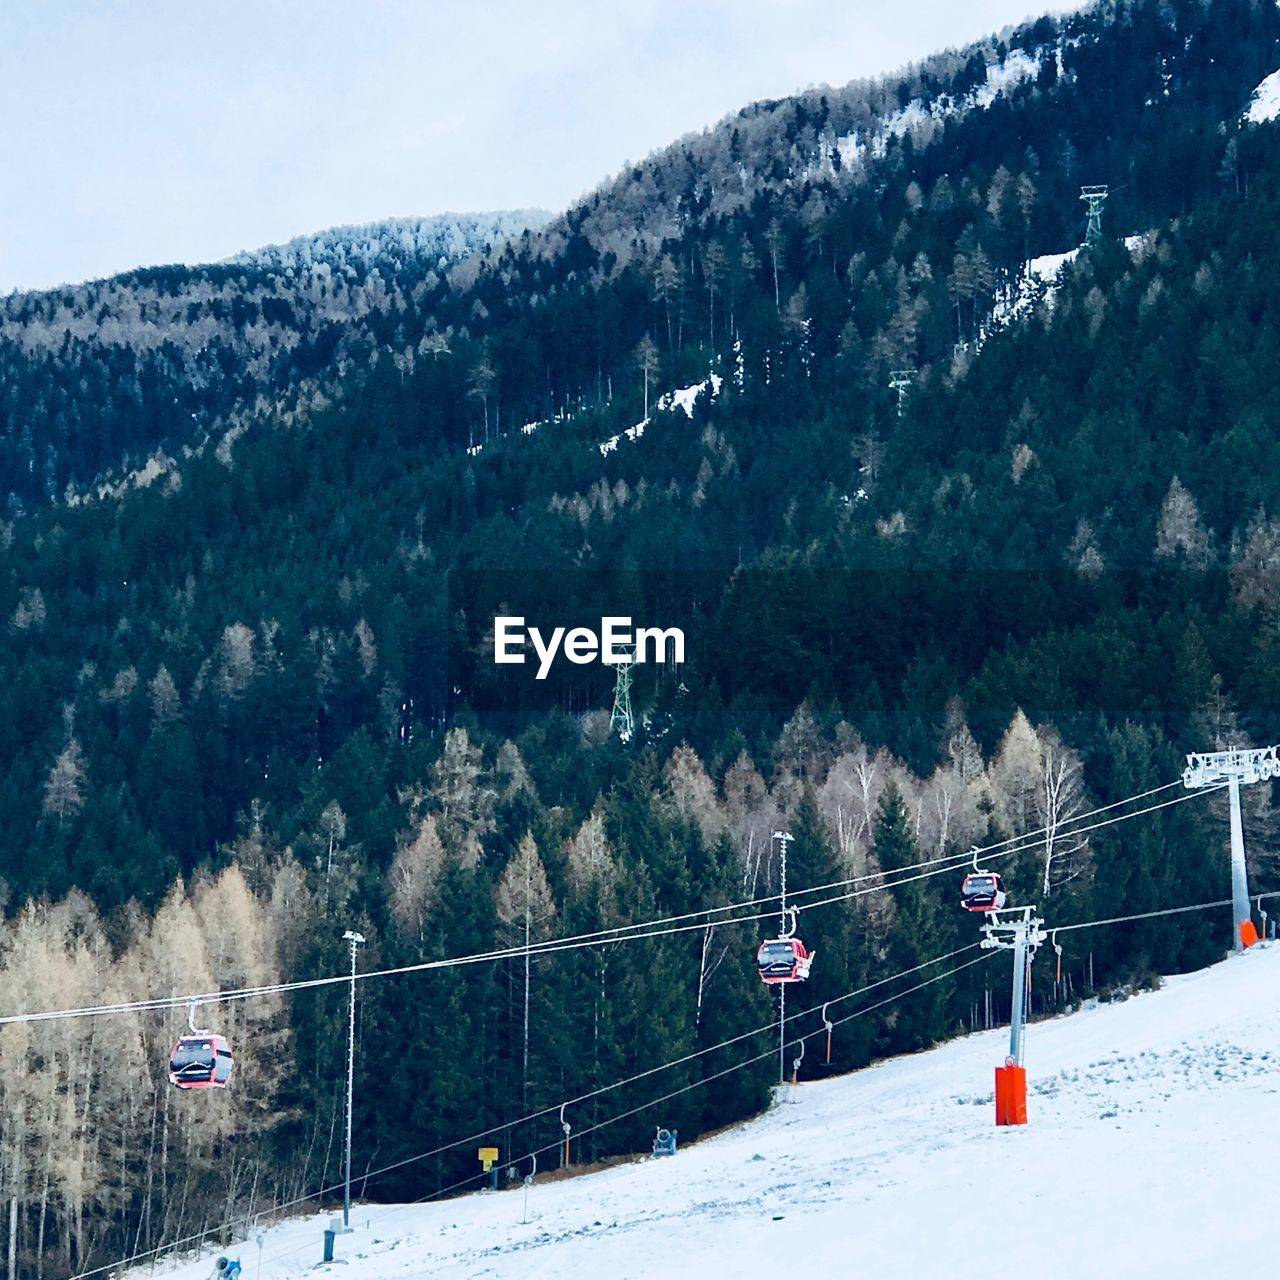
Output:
(1245, 68), (1280, 122)
(659, 373), (723, 419)
(837, 49), (1044, 165)
(991, 232), (1155, 329)
(599, 375), (722, 456)
(466, 375), (723, 462)
(974, 48), (1042, 106)
(991, 248), (1080, 326)
(138, 946), (1280, 1280)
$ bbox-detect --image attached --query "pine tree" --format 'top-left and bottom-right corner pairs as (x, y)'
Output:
(873, 785), (951, 1053)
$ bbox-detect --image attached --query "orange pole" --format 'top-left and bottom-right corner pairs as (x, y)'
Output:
(825, 1030), (832, 1063)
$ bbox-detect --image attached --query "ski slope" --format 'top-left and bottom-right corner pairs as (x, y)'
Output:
(142, 945), (1280, 1280)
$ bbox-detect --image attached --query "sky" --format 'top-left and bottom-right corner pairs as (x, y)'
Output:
(0, 1), (1089, 294)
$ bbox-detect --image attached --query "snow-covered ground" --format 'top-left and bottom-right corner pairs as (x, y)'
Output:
(990, 232), (1154, 330)
(140, 945), (1280, 1280)
(598, 375), (721, 455)
(833, 48), (1044, 171)
(1245, 68), (1280, 124)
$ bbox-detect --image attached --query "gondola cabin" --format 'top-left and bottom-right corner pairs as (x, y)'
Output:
(960, 871), (1007, 913)
(168, 1034), (234, 1089)
(756, 937), (814, 985)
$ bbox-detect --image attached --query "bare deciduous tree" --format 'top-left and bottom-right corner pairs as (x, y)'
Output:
(495, 834), (557, 1103)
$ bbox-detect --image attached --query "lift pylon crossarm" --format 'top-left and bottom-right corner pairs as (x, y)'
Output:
(1182, 745), (1280, 787)
(978, 905), (1046, 954)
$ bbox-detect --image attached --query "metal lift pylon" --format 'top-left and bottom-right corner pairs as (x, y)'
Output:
(980, 905), (1046, 1126)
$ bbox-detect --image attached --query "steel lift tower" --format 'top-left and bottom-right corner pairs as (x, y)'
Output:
(980, 905), (1046, 1125)
(1080, 185), (1109, 247)
(1183, 745), (1280, 949)
(609, 646), (635, 742)
(888, 368), (913, 417)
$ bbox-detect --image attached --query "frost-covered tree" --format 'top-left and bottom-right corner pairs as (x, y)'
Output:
(1155, 476), (1213, 566)
(42, 737), (87, 826)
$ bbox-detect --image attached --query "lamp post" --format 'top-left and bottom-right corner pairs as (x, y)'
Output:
(341, 928), (366, 1230)
(772, 830), (793, 1084)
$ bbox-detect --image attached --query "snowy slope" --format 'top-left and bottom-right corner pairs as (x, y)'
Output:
(832, 48), (1044, 171)
(139, 946), (1280, 1280)
(1245, 69), (1280, 123)
(991, 232), (1155, 330)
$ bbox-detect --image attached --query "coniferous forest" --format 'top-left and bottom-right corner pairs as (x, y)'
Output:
(3, 0), (1280, 1274)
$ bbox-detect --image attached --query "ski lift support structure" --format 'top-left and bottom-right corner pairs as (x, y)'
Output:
(1182, 745), (1280, 950)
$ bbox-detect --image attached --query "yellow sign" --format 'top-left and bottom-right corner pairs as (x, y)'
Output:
(478, 1147), (500, 1171)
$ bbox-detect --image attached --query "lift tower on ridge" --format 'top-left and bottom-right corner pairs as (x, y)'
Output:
(1080, 185), (1109, 247)
(889, 368), (913, 417)
(609, 644), (635, 742)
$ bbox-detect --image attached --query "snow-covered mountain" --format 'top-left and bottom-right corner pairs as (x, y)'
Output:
(225, 211), (550, 276)
(0, 209), (548, 509)
(141, 944), (1280, 1280)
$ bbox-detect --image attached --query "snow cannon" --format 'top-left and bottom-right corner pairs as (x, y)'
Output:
(653, 1127), (677, 1157)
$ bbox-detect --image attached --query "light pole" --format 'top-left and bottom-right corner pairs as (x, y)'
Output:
(772, 830), (793, 1084)
(341, 928), (366, 1230)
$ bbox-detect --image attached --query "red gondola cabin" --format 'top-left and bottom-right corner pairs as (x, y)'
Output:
(960, 872), (1007, 913)
(168, 1034), (234, 1089)
(756, 937), (814, 984)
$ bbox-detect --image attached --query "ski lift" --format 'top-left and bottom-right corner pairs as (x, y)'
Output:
(960, 849), (1007, 913)
(168, 1002), (234, 1090)
(756, 908), (814, 984)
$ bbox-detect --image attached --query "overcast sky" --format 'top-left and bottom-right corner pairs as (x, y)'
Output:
(0, 1), (1088, 293)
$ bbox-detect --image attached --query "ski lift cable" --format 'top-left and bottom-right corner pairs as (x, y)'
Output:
(77, 871), (1248, 1280)
(0, 782), (1224, 1029)
(68, 946), (994, 1280)
(1052, 896), (1233, 933)
(0, 852), (1004, 1027)
(71, 878), (1252, 1280)
(251, 950), (1000, 1277)
(792, 785), (1225, 919)
(82, 875), (1257, 1280)
(0, 849), (1039, 1027)
(387, 955), (1002, 1209)
(319, 941), (987, 1192)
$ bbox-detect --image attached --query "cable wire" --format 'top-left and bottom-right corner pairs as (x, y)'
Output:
(1, 780), (1217, 1031)
(252, 949), (999, 1276)
(71, 946), (991, 1279)
(1053, 897), (1233, 933)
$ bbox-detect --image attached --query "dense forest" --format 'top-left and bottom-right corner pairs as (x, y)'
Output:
(0, 211), (546, 515)
(3, 0), (1280, 1275)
